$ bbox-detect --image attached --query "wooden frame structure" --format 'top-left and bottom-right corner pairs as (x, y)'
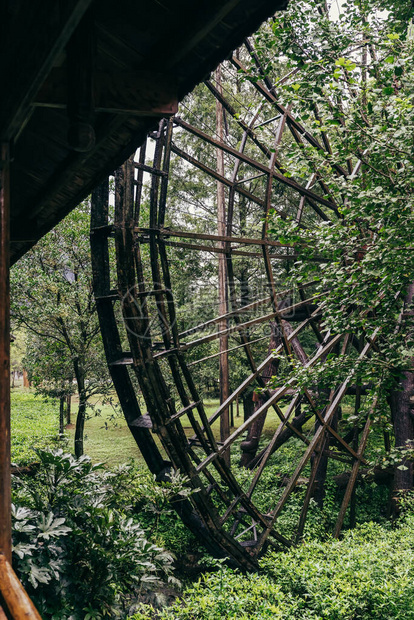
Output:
(1, 1), (288, 614)
(91, 41), (393, 569)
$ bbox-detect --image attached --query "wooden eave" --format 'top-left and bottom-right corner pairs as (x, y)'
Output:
(0, 0), (287, 265)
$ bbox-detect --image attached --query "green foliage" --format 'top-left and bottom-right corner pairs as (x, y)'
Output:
(132, 520), (414, 620)
(11, 201), (112, 456)
(231, 447), (389, 540)
(12, 449), (180, 619)
(240, 0), (414, 466)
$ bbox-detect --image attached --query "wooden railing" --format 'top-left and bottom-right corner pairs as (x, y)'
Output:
(0, 554), (42, 619)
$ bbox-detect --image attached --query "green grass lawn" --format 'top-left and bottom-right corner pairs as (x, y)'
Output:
(11, 387), (356, 469)
(11, 388), (60, 464)
(11, 388), (269, 467)
(10, 387), (144, 466)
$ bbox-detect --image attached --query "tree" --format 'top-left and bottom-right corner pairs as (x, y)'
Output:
(11, 201), (112, 457)
(246, 0), (414, 503)
(10, 329), (25, 388)
(23, 333), (75, 437)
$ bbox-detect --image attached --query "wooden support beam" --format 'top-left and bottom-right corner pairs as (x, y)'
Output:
(232, 53), (348, 180)
(0, 0), (93, 141)
(135, 226), (292, 248)
(215, 66), (230, 457)
(0, 144), (11, 563)
(34, 70), (178, 116)
(66, 9), (96, 152)
(0, 554), (42, 619)
(175, 117), (337, 211)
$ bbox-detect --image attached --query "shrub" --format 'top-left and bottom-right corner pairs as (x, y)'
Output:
(12, 449), (181, 619)
(131, 520), (414, 620)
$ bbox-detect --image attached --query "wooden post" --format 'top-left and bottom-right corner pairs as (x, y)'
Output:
(215, 66), (230, 459)
(0, 143), (11, 563)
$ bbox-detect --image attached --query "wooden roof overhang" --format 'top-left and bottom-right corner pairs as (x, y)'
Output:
(1, 0), (287, 266)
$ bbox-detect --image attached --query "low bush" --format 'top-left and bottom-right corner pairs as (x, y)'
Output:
(131, 520), (414, 620)
(12, 449), (184, 619)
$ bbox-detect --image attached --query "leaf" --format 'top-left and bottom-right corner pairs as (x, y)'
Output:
(37, 513), (71, 539)
(29, 563), (52, 588)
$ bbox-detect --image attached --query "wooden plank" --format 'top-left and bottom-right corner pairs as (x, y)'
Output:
(0, 554), (42, 619)
(0, 144), (11, 563)
(232, 53), (348, 179)
(136, 226), (292, 248)
(0, 0), (93, 141)
(66, 8), (95, 152)
(34, 69), (178, 116)
(175, 117), (338, 210)
(91, 179), (166, 475)
(333, 399), (377, 537)
(164, 0), (243, 67)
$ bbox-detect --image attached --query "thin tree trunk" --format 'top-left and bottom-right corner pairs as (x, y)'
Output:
(59, 396), (65, 439)
(74, 393), (86, 458)
(23, 369), (30, 387)
(66, 393), (71, 425)
(242, 389), (254, 422)
(73, 358), (87, 458)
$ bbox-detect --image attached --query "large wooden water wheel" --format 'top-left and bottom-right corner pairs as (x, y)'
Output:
(90, 41), (396, 569)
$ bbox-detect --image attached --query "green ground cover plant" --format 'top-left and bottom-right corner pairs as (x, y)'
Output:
(131, 519), (414, 620)
(11, 388), (414, 619)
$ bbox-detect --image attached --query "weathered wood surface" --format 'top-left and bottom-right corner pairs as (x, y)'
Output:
(35, 70), (178, 117)
(4, 0), (288, 264)
(90, 39), (395, 569)
(0, 555), (42, 620)
(0, 144), (11, 564)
